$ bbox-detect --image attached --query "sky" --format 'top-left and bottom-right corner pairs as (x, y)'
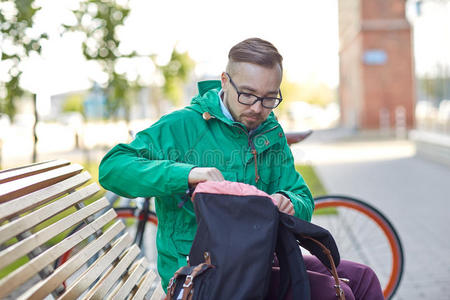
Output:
(16, 0), (341, 99)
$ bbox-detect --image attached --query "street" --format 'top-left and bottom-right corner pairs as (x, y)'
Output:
(293, 135), (450, 300)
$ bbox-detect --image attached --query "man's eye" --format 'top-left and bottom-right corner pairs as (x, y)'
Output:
(240, 94), (256, 101)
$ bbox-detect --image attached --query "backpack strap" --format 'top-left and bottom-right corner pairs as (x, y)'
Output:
(279, 213), (340, 268)
(167, 266), (193, 299)
(301, 236), (346, 300)
(278, 213), (345, 299)
(180, 263), (214, 300)
(168, 252), (214, 300)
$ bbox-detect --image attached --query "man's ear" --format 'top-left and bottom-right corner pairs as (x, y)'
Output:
(220, 72), (228, 89)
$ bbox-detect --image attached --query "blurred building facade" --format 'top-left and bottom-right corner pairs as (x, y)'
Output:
(338, 0), (415, 131)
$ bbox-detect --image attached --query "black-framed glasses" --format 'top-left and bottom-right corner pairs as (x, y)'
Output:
(226, 73), (283, 109)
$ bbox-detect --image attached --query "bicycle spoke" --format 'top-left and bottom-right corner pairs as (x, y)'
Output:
(313, 196), (404, 299)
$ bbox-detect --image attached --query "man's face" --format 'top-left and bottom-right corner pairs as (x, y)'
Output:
(221, 62), (282, 130)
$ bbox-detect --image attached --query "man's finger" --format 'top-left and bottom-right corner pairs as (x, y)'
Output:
(282, 203), (291, 213)
(189, 167), (225, 185)
(280, 197), (290, 211)
(277, 197), (295, 215)
(277, 199), (287, 210)
(288, 205), (295, 216)
(209, 169), (224, 181)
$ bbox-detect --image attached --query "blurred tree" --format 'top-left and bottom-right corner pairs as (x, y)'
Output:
(280, 76), (336, 111)
(279, 76), (303, 114)
(0, 0), (48, 120)
(64, 0), (146, 121)
(420, 74), (439, 102)
(0, 0), (48, 162)
(158, 48), (195, 107)
(62, 93), (85, 117)
(419, 64), (450, 103)
(298, 82), (336, 107)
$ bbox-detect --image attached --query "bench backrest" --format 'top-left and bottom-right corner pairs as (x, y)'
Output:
(0, 160), (164, 300)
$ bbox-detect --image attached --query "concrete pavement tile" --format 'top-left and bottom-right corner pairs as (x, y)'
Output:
(301, 139), (450, 300)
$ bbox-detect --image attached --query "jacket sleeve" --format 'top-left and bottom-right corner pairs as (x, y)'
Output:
(274, 140), (315, 221)
(99, 112), (197, 198)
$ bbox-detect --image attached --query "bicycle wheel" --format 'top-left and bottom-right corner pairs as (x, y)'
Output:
(312, 195), (404, 300)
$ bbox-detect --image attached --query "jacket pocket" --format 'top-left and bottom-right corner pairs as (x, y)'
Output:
(259, 167), (281, 191)
(173, 215), (197, 256)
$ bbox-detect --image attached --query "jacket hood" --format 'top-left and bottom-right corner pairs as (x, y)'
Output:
(189, 80), (224, 120)
(188, 80), (278, 131)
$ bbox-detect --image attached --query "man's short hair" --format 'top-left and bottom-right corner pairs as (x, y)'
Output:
(228, 38), (283, 71)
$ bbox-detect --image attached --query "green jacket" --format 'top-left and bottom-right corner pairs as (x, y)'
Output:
(99, 80), (314, 290)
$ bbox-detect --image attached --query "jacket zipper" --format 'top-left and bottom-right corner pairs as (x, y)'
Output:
(249, 140), (260, 183)
(232, 124), (280, 184)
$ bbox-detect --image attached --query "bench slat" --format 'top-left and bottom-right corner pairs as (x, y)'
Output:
(0, 209), (117, 299)
(110, 257), (149, 300)
(0, 160), (161, 299)
(131, 270), (158, 300)
(149, 284), (166, 300)
(0, 197), (109, 270)
(0, 171), (92, 222)
(0, 182), (99, 244)
(59, 233), (133, 300)
(84, 244), (140, 299)
(0, 159), (70, 183)
(18, 220), (126, 300)
(0, 164), (84, 202)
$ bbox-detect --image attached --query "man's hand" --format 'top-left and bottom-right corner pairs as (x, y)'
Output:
(188, 167), (225, 187)
(271, 193), (295, 215)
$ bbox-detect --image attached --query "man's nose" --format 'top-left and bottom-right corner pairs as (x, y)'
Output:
(250, 100), (263, 113)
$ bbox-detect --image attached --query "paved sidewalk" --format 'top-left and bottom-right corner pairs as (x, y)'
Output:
(292, 135), (450, 300)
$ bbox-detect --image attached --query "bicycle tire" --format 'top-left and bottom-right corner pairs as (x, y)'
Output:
(114, 207), (158, 226)
(312, 195), (404, 300)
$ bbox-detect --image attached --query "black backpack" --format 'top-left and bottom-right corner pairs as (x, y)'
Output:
(166, 181), (344, 300)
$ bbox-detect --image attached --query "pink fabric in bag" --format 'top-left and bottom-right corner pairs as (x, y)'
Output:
(192, 180), (277, 205)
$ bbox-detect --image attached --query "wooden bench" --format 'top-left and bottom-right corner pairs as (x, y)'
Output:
(0, 160), (165, 300)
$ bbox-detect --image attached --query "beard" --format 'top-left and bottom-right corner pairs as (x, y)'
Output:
(222, 93), (267, 130)
(239, 113), (264, 130)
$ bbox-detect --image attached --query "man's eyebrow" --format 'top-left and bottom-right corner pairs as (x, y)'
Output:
(239, 85), (279, 95)
(239, 85), (257, 93)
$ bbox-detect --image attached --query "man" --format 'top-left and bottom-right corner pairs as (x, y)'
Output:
(99, 38), (383, 299)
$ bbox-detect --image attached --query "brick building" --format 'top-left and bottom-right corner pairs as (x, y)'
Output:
(338, 0), (415, 130)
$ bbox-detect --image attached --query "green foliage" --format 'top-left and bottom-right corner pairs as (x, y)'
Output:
(295, 164), (327, 197)
(419, 64), (450, 102)
(159, 48), (195, 106)
(0, 256), (29, 280)
(294, 165), (337, 215)
(62, 94), (85, 115)
(279, 77), (302, 114)
(0, 0), (48, 119)
(64, 0), (146, 120)
(280, 76), (336, 112)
